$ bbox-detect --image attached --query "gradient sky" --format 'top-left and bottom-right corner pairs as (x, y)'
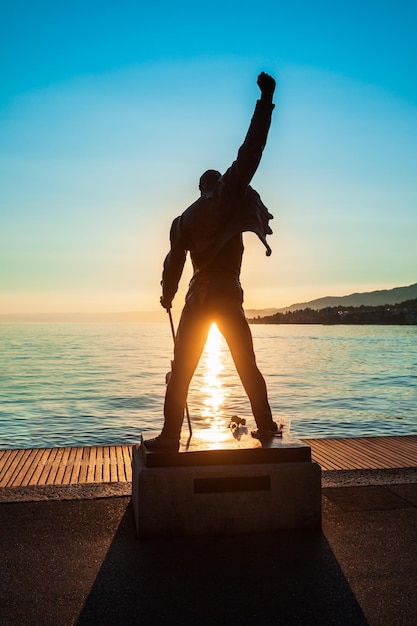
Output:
(1, 0), (416, 314)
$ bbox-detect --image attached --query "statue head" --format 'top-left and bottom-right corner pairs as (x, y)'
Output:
(199, 169), (221, 194)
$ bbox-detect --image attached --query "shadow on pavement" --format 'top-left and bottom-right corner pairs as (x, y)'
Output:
(77, 501), (368, 625)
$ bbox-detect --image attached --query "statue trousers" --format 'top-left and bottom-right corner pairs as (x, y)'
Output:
(162, 293), (273, 440)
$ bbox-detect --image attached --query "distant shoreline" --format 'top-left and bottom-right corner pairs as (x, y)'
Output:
(2, 282), (416, 324)
(249, 299), (417, 325)
(2, 290), (417, 325)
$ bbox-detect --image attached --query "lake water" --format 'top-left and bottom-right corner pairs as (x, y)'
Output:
(0, 322), (416, 449)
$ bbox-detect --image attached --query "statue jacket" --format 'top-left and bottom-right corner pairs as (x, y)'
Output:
(161, 97), (275, 306)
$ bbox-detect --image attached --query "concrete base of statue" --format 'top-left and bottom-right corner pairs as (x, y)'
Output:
(132, 426), (321, 538)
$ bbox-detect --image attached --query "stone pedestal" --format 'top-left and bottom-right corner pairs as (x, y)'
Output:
(132, 428), (321, 538)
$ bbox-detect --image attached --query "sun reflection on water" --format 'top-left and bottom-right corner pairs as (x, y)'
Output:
(199, 323), (228, 441)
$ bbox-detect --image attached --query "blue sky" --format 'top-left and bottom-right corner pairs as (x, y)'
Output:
(1, 0), (416, 314)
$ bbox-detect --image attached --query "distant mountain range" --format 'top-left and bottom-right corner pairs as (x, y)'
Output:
(245, 282), (417, 318)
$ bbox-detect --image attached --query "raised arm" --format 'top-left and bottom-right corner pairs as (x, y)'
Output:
(223, 72), (276, 192)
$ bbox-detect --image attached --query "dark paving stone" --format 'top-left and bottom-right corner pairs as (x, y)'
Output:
(322, 493), (417, 626)
(387, 482), (417, 507)
(322, 485), (413, 512)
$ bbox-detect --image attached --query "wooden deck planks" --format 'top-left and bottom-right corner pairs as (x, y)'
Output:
(69, 447), (84, 485)
(305, 435), (417, 471)
(1, 449), (32, 488)
(123, 446), (133, 482)
(93, 446), (103, 483)
(116, 446), (125, 482)
(53, 447), (72, 486)
(109, 446), (118, 483)
(353, 437), (416, 466)
(0, 436), (416, 489)
(61, 447), (76, 484)
(38, 448), (59, 485)
(80, 447), (90, 481)
(102, 447), (110, 483)
(0, 450), (15, 486)
(12, 448), (43, 487)
(86, 445), (97, 483)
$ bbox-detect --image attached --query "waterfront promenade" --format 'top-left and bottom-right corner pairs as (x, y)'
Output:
(1, 436), (416, 625)
(1, 435), (417, 493)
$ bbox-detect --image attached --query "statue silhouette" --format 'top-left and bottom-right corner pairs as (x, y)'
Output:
(145, 72), (278, 452)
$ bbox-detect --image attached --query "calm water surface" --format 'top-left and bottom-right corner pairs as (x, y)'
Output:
(0, 322), (416, 448)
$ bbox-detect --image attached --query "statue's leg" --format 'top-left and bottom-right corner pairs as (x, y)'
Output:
(216, 300), (275, 431)
(161, 301), (212, 440)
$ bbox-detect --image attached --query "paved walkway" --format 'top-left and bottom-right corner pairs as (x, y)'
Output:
(1, 479), (416, 625)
